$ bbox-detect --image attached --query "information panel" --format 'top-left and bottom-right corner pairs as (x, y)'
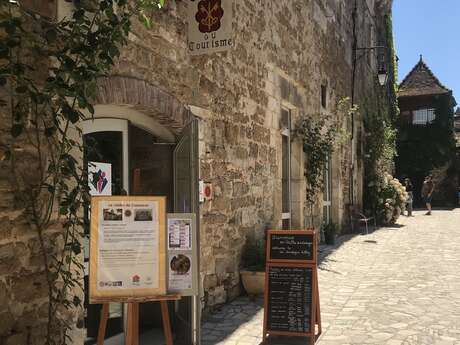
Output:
(263, 230), (320, 344)
(268, 231), (315, 262)
(167, 213), (199, 296)
(89, 196), (166, 302)
(267, 265), (313, 333)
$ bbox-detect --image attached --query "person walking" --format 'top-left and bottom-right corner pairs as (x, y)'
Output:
(421, 175), (435, 215)
(404, 178), (414, 216)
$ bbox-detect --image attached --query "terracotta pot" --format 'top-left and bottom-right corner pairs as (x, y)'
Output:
(240, 270), (265, 296)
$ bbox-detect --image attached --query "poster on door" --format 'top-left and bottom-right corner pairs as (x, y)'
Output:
(89, 196), (167, 302)
(88, 162), (112, 196)
(167, 214), (198, 296)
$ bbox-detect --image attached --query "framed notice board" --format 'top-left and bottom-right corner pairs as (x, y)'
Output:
(263, 230), (321, 344)
(265, 263), (316, 335)
(166, 213), (199, 296)
(89, 196), (167, 303)
(267, 230), (316, 263)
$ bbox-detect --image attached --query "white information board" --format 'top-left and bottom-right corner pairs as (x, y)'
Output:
(90, 196), (166, 302)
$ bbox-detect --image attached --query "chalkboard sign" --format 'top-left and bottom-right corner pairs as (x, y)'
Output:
(267, 265), (313, 334)
(268, 231), (314, 262)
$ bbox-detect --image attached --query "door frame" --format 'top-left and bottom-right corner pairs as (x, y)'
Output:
(81, 118), (130, 194)
(81, 113), (200, 344)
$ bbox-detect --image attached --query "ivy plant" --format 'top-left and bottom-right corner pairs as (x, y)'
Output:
(0, 1), (165, 343)
(294, 99), (353, 226)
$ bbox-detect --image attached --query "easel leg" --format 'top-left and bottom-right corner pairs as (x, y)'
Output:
(97, 303), (109, 345)
(125, 303), (139, 345)
(316, 277), (322, 336)
(160, 300), (174, 345)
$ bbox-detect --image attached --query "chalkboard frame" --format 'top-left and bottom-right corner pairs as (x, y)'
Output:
(263, 262), (318, 340)
(267, 230), (317, 264)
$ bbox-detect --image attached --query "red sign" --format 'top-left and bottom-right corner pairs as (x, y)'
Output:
(195, 0), (224, 33)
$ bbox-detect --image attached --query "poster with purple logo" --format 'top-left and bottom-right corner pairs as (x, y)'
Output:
(89, 162), (112, 196)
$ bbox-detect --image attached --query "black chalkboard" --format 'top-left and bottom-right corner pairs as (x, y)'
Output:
(269, 233), (314, 261)
(267, 265), (313, 334)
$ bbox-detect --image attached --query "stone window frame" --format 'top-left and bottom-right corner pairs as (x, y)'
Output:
(281, 106), (292, 230)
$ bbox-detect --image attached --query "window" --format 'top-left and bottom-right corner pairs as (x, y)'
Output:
(322, 155), (332, 225)
(321, 85), (327, 108)
(281, 108), (291, 229)
(412, 108), (435, 125)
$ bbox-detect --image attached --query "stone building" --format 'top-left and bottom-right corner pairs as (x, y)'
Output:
(0, 0), (393, 344)
(396, 57), (457, 206)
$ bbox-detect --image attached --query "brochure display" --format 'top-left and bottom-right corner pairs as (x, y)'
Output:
(89, 196), (167, 302)
(167, 213), (198, 296)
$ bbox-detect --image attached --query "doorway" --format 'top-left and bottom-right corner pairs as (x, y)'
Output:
(82, 116), (199, 345)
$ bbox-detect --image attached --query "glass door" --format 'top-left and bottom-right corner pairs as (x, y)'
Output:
(82, 119), (129, 344)
(323, 156), (332, 225)
(173, 118), (200, 345)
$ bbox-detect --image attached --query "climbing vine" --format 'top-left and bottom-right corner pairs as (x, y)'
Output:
(294, 99), (353, 225)
(385, 14), (399, 122)
(0, 1), (164, 343)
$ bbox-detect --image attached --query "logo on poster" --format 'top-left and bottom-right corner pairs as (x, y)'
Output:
(91, 169), (108, 193)
(132, 275), (141, 286)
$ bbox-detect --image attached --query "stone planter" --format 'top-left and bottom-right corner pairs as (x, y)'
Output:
(240, 270), (265, 296)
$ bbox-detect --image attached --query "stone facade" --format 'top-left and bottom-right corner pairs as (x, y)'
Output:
(0, 0), (394, 343)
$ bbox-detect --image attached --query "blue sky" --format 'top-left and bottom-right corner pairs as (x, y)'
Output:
(393, 1), (460, 104)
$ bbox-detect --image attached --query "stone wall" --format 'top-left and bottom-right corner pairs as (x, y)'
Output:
(107, 0), (391, 309)
(0, 0), (393, 342)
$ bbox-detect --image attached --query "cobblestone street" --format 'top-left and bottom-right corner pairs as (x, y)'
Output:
(201, 209), (460, 345)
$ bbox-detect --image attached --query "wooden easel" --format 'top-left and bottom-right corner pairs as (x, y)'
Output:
(96, 295), (181, 345)
(263, 230), (322, 345)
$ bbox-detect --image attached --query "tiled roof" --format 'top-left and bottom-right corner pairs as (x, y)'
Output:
(398, 56), (451, 98)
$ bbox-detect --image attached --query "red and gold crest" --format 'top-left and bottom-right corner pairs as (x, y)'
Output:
(195, 0), (225, 33)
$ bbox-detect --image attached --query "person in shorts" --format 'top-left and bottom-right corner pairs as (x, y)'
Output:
(404, 178), (414, 216)
(421, 175), (434, 215)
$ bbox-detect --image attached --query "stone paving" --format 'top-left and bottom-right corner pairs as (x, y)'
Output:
(201, 209), (460, 345)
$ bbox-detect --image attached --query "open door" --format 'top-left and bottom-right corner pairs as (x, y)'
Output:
(173, 117), (200, 345)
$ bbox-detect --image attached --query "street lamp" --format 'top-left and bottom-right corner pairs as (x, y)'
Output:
(378, 65), (389, 87)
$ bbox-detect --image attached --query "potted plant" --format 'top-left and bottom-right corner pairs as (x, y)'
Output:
(240, 237), (266, 297)
(323, 222), (338, 245)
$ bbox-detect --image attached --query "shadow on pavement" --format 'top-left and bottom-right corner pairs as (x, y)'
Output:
(201, 297), (264, 345)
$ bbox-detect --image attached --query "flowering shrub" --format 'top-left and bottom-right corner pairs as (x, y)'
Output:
(370, 173), (408, 224)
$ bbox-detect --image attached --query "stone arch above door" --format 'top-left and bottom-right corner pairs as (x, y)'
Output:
(95, 76), (191, 134)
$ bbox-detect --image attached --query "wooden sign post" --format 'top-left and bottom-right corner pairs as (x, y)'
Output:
(263, 230), (322, 344)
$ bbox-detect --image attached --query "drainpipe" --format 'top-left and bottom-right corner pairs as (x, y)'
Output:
(350, 0), (358, 205)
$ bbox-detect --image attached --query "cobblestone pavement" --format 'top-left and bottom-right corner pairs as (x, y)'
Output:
(201, 209), (460, 345)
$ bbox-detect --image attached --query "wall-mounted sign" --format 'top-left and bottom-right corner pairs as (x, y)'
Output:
(88, 162), (112, 196)
(89, 196), (166, 302)
(187, 0), (233, 55)
(167, 214), (199, 296)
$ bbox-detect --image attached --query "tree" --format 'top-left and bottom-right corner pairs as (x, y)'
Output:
(0, 1), (164, 343)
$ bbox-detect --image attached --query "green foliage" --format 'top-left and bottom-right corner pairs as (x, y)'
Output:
(295, 99), (353, 206)
(368, 173), (407, 224)
(0, 1), (165, 343)
(362, 16), (399, 220)
(241, 237), (266, 272)
(385, 14), (400, 122)
(396, 96), (457, 179)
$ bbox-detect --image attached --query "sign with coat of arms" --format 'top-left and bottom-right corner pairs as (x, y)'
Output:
(187, 0), (233, 55)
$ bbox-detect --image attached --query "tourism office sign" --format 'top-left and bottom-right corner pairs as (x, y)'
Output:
(187, 0), (233, 55)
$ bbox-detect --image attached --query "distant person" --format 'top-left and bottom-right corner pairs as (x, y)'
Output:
(404, 178), (413, 216)
(421, 175), (435, 215)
